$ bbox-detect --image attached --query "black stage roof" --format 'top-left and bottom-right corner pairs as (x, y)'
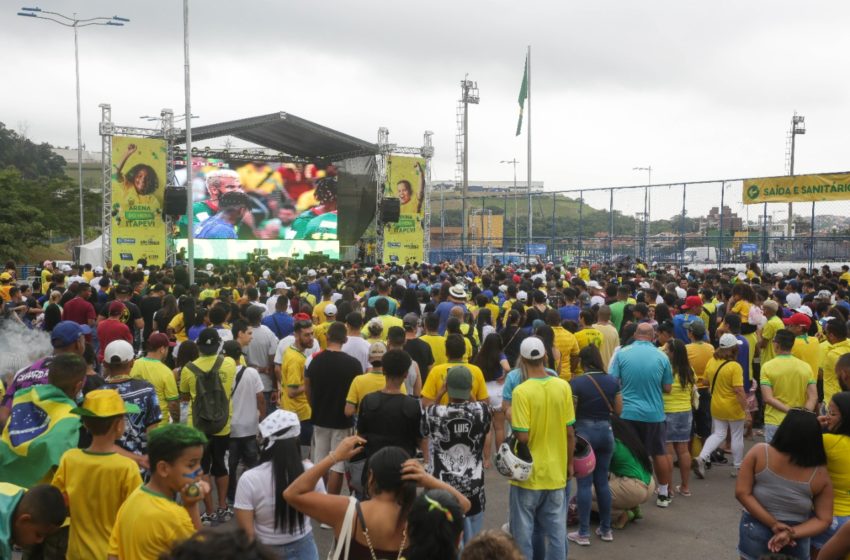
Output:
(175, 112), (378, 160)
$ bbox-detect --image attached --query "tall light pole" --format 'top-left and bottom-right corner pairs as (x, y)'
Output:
(787, 113), (805, 237)
(183, 0), (195, 284)
(500, 159), (519, 248)
(460, 77), (479, 257)
(633, 166), (652, 261)
(18, 7), (129, 250)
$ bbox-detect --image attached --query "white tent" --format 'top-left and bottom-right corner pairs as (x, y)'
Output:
(75, 236), (104, 268)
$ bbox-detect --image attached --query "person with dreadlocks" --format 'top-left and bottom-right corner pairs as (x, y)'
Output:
(234, 410), (323, 560)
(290, 177), (338, 241)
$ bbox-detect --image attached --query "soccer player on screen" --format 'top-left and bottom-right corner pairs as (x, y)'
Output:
(291, 177), (338, 240)
(177, 169), (243, 236)
(194, 191), (250, 239)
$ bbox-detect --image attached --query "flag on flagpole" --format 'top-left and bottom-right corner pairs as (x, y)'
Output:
(516, 55), (528, 136)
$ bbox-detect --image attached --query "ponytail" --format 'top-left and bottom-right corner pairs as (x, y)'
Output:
(404, 490), (464, 560)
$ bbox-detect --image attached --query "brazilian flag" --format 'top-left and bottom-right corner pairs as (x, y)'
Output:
(0, 385), (80, 488)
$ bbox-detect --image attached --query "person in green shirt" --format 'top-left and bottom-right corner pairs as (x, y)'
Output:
(609, 286), (630, 331)
(604, 418), (656, 529)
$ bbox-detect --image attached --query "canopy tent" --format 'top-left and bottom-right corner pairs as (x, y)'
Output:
(75, 235), (104, 268)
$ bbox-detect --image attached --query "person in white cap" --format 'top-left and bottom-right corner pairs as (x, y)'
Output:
(436, 284), (468, 335)
(508, 336), (575, 559)
(312, 285), (335, 325)
(692, 333), (748, 479)
(264, 280), (291, 318)
(313, 303), (338, 350)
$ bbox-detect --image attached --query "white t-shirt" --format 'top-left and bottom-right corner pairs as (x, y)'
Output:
(245, 324), (280, 392)
(274, 337), (319, 365)
(341, 336), (371, 372)
(214, 325), (234, 342)
(230, 366), (264, 438)
(234, 460), (325, 545)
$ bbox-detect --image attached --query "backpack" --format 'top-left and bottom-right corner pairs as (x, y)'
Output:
(185, 356), (228, 435)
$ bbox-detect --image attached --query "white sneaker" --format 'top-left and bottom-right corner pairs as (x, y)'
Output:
(320, 523), (332, 530)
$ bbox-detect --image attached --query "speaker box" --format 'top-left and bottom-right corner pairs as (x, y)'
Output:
(164, 187), (187, 217)
(381, 198), (401, 223)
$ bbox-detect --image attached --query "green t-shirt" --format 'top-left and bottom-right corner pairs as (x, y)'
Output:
(609, 301), (627, 331)
(609, 439), (651, 485)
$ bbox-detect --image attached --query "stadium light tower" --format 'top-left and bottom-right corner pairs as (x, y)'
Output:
(17, 7), (129, 249)
(633, 166), (652, 260)
(460, 77), (479, 256)
(787, 113), (805, 237)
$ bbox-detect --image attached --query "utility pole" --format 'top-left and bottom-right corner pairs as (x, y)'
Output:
(633, 166), (652, 260)
(460, 77), (479, 258)
(500, 158), (519, 249)
(787, 113), (805, 237)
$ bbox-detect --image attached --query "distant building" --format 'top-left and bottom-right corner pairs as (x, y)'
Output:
(52, 147), (102, 164)
(51, 147), (102, 193)
(433, 180), (544, 193)
(706, 206), (742, 231)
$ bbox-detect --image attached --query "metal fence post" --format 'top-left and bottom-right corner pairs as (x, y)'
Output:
(551, 192), (557, 261)
(643, 184), (649, 262)
(578, 191), (584, 265)
(809, 201), (816, 271)
(761, 202), (768, 271)
(503, 192), (508, 262)
(718, 182), (724, 268)
(680, 184), (687, 270)
(609, 188), (614, 263)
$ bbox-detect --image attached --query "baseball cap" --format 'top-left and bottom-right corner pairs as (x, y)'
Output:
(817, 290), (833, 300)
(520, 337), (546, 360)
(783, 313), (812, 328)
(396, 278), (407, 287)
(324, 304), (337, 317)
(686, 321), (706, 337)
(108, 301), (127, 316)
(403, 313), (420, 330)
(718, 333), (743, 349)
(104, 340), (135, 365)
(798, 305), (814, 318)
(517, 290), (528, 302)
(50, 321), (92, 348)
(681, 296), (703, 310)
(587, 280), (601, 290)
(762, 300), (779, 312)
(307, 269), (317, 277)
(72, 389), (139, 417)
(274, 281), (289, 291)
(0, 272), (11, 281)
(197, 327), (222, 354)
(446, 365), (473, 400)
(786, 292), (802, 310)
(369, 341), (387, 363)
(146, 332), (175, 351)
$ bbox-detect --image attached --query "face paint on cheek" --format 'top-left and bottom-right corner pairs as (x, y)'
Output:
(183, 467), (203, 480)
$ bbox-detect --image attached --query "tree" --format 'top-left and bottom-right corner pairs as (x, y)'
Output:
(0, 168), (49, 261)
(0, 122), (67, 179)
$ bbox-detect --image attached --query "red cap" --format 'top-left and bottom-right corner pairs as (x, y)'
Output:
(108, 301), (127, 316)
(146, 332), (175, 351)
(783, 313), (812, 328)
(293, 312), (311, 321)
(681, 296), (703, 310)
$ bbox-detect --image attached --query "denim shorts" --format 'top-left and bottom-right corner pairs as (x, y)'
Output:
(665, 411), (693, 443)
(738, 511), (810, 560)
(812, 514), (850, 549)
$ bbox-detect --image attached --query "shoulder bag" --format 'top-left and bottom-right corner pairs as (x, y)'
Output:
(328, 496), (357, 560)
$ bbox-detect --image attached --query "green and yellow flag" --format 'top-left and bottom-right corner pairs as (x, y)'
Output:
(0, 384), (80, 488)
(516, 55), (528, 136)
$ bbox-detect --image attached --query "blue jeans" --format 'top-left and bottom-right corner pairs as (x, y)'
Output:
(266, 533), (319, 560)
(812, 514), (850, 549)
(738, 511), (810, 560)
(462, 511), (485, 546)
(575, 419), (614, 536)
(509, 483), (568, 560)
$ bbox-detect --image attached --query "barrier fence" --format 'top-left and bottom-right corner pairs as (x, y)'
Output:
(405, 178), (850, 270)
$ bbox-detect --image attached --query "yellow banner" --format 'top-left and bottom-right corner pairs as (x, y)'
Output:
(111, 136), (167, 266)
(743, 173), (850, 204)
(383, 156), (426, 264)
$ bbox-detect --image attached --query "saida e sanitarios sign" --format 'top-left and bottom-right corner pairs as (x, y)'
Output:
(743, 173), (850, 204)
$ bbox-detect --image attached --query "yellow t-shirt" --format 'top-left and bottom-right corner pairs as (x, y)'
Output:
(663, 377), (694, 413)
(345, 371), (407, 410)
(573, 328), (603, 375)
(730, 300), (751, 324)
(824, 433), (850, 515)
(579, 267), (590, 281)
(360, 314), (404, 341)
(198, 288), (217, 301)
(760, 354), (816, 426)
(485, 302), (500, 324)
(313, 300), (332, 324)
(167, 313), (187, 343)
(420, 362), (488, 405)
(823, 339), (850, 405)
(841, 272), (850, 285)
(420, 335), (448, 366)
(53, 449), (142, 560)
(131, 357), (179, 423)
(686, 342), (715, 387)
(705, 358), (745, 421)
(511, 376), (575, 490)
(314, 321), (333, 350)
(792, 335), (821, 381)
(179, 355), (237, 436)
(108, 486), (196, 560)
(592, 323), (619, 371)
(281, 346), (311, 421)
(552, 326), (580, 380)
(760, 315), (785, 365)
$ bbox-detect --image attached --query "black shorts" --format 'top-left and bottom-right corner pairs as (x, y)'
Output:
(625, 419), (667, 457)
(693, 388), (713, 439)
(202, 434), (230, 477)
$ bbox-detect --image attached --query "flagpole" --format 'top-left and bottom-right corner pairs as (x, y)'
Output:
(526, 45), (532, 263)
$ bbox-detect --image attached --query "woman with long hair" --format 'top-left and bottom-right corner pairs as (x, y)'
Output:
(285, 438), (469, 560)
(398, 287), (421, 318)
(404, 490), (465, 560)
(475, 308), (495, 342)
(662, 339), (696, 497)
(811, 391), (850, 554)
(501, 309), (526, 368)
(186, 307), (209, 342)
(474, 333), (510, 452)
(568, 345), (623, 545)
(234, 410), (321, 559)
(154, 293), (179, 335)
(534, 324), (561, 372)
(735, 409), (832, 560)
(167, 295), (196, 344)
(598, 417), (656, 529)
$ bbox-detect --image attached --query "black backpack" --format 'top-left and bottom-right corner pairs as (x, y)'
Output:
(185, 356), (228, 435)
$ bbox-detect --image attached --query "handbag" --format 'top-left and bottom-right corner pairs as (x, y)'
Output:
(691, 385), (700, 410)
(328, 496), (357, 560)
(586, 373), (615, 417)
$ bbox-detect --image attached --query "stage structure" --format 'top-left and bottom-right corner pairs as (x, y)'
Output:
(99, 107), (432, 266)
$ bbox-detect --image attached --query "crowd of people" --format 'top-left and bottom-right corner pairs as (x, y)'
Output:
(4, 255), (850, 559)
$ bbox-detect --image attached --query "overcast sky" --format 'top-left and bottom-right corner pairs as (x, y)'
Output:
(4, 0), (850, 220)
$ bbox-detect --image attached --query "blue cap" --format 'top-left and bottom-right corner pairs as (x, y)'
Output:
(51, 321), (91, 348)
(482, 289), (494, 299)
(837, 300), (850, 313)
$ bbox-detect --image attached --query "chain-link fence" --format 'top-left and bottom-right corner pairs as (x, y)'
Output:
(423, 179), (850, 270)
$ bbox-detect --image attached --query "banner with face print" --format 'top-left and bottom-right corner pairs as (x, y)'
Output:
(383, 156), (426, 264)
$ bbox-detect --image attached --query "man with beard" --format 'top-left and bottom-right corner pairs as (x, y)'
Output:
(177, 169), (243, 236)
(194, 191), (251, 240)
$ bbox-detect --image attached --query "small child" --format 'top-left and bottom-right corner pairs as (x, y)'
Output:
(52, 389), (143, 560)
(108, 423), (210, 560)
(0, 483), (66, 558)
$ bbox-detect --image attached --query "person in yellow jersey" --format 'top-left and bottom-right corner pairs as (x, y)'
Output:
(0, 483), (66, 560)
(573, 310), (603, 375)
(508, 336), (575, 559)
(545, 309), (580, 380)
(760, 330), (818, 444)
(178, 328), (237, 525)
(812, 392), (850, 553)
(823, 320), (850, 407)
(785, 313), (821, 382)
(131, 333), (180, 423)
(360, 298), (403, 341)
(661, 339), (696, 498)
(108, 424), (210, 560)
(312, 286), (334, 325)
(345, 341), (407, 416)
(312, 303), (337, 350)
(759, 300), (785, 366)
(421, 334), (488, 406)
(279, 319), (314, 446)
(53, 390), (142, 560)
(420, 312), (448, 366)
